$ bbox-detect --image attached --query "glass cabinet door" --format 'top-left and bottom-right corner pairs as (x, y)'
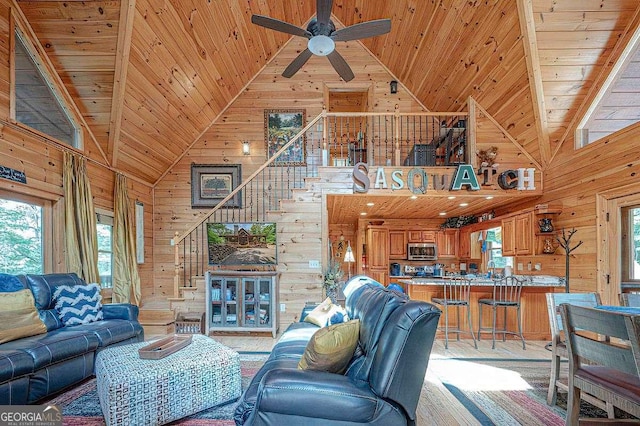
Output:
(210, 277), (223, 326)
(243, 278), (257, 326)
(258, 278), (272, 327)
(223, 277), (239, 326)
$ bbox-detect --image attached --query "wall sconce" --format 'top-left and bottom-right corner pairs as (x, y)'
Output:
(390, 80), (398, 94)
(242, 140), (250, 155)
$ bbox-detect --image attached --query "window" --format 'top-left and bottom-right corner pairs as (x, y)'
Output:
(621, 205), (640, 282)
(96, 213), (114, 288)
(13, 29), (81, 147)
(485, 227), (513, 270)
(0, 198), (43, 274)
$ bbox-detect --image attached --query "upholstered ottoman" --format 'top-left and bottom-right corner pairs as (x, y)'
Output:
(95, 334), (241, 426)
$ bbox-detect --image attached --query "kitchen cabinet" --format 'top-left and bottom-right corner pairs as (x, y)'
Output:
(436, 229), (458, 258)
(458, 228), (471, 259)
(367, 226), (389, 285)
(502, 212), (533, 256)
(408, 230), (436, 243)
(205, 271), (279, 337)
(389, 231), (407, 259)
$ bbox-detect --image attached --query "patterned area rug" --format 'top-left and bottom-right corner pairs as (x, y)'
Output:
(428, 357), (636, 425)
(46, 353), (268, 426)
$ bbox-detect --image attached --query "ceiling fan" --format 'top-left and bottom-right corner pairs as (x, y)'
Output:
(251, 0), (391, 82)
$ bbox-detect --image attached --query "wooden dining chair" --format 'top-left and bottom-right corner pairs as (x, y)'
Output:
(620, 292), (640, 307)
(477, 276), (525, 350)
(431, 277), (477, 349)
(559, 304), (640, 425)
(545, 293), (614, 416)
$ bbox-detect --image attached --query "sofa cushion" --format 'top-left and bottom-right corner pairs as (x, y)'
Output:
(26, 273), (84, 331)
(54, 282), (104, 326)
(298, 319), (360, 374)
(304, 298), (339, 327)
(59, 319), (143, 347)
(0, 328), (99, 370)
(0, 274), (24, 292)
(0, 349), (35, 384)
(0, 289), (47, 344)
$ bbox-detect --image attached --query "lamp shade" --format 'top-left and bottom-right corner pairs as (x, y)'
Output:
(308, 35), (335, 56)
(344, 243), (355, 262)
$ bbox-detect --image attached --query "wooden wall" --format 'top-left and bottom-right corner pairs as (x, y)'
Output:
(153, 36), (426, 320)
(0, 3), (154, 298)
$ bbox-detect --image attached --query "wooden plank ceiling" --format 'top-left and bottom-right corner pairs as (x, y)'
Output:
(14, 0), (640, 220)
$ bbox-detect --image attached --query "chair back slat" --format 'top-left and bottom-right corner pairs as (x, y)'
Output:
(546, 292), (601, 335)
(492, 276), (524, 303)
(620, 293), (640, 307)
(444, 277), (472, 303)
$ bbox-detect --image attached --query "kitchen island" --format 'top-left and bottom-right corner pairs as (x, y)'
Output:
(399, 276), (565, 341)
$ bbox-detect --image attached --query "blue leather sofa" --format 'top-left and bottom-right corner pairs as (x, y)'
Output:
(234, 275), (441, 426)
(0, 273), (144, 404)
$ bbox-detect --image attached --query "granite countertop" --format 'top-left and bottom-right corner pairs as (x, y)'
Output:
(399, 275), (565, 287)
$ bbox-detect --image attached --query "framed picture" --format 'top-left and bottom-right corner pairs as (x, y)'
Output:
(264, 109), (305, 165)
(191, 164), (242, 208)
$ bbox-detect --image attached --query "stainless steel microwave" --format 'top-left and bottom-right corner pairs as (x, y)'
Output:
(407, 243), (438, 260)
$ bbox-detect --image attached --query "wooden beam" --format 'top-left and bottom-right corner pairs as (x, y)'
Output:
(551, 2), (640, 162)
(517, 0), (551, 169)
(10, 0), (109, 165)
(107, 0), (136, 167)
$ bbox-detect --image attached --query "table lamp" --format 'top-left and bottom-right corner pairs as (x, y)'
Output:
(344, 241), (355, 278)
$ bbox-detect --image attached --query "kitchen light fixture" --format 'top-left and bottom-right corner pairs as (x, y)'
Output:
(366, 202), (375, 206)
(447, 196), (456, 200)
(390, 80), (398, 94)
(485, 195), (494, 200)
(344, 241), (355, 278)
(439, 212), (447, 216)
(459, 202), (469, 207)
(360, 212), (367, 216)
(410, 195), (418, 200)
(242, 141), (250, 155)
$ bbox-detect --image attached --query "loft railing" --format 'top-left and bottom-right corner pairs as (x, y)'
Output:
(171, 109), (469, 298)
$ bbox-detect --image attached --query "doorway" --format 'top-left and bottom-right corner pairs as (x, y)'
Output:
(326, 88), (371, 166)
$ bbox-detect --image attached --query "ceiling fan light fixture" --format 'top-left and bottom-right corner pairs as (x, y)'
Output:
(308, 35), (335, 56)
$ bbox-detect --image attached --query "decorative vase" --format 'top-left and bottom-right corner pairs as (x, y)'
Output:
(543, 237), (556, 254)
(538, 218), (554, 233)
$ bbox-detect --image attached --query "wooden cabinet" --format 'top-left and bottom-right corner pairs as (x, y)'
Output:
(389, 231), (407, 259)
(502, 212), (533, 256)
(205, 271), (279, 337)
(408, 230), (436, 243)
(436, 229), (458, 258)
(458, 228), (471, 259)
(367, 226), (389, 285)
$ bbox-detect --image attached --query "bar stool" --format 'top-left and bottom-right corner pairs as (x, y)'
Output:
(431, 277), (477, 349)
(477, 276), (526, 349)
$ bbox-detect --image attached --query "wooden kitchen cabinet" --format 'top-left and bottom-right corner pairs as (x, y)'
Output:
(458, 228), (471, 259)
(367, 226), (389, 284)
(436, 229), (458, 258)
(408, 230), (436, 243)
(502, 212), (533, 256)
(389, 230), (407, 259)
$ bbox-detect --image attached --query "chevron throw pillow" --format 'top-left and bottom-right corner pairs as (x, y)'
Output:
(53, 282), (104, 326)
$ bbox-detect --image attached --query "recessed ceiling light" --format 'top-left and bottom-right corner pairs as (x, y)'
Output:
(485, 196), (494, 200)
(366, 202), (375, 206)
(448, 196), (456, 200)
(410, 195), (418, 200)
(439, 212), (446, 216)
(459, 202), (469, 207)
(360, 212), (367, 216)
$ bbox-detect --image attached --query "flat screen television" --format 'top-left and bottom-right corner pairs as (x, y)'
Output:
(207, 222), (277, 266)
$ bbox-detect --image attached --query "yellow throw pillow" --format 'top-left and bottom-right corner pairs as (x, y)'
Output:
(304, 297), (341, 327)
(298, 319), (360, 374)
(0, 289), (47, 344)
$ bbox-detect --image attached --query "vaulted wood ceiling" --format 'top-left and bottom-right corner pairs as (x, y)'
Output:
(14, 0), (640, 201)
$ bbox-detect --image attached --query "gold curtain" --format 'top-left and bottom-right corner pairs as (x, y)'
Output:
(112, 173), (141, 305)
(63, 151), (100, 283)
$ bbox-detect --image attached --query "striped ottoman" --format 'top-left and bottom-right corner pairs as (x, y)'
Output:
(95, 334), (241, 426)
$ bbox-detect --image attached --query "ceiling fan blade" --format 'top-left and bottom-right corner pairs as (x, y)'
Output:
(282, 48), (314, 78)
(316, 0), (333, 25)
(327, 50), (355, 82)
(251, 15), (311, 38)
(331, 19), (392, 42)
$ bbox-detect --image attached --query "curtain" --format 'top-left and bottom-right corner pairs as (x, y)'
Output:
(63, 151), (100, 283)
(112, 173), (141, 305)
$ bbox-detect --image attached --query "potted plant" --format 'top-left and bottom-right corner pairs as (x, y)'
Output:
(323, 259), (344, 303)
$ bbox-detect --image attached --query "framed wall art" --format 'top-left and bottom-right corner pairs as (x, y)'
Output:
(264, 109), (305, 165)
(191, 164), (242, 208)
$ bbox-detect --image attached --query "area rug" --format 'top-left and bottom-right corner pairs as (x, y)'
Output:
(46, 353), (268, 426)
(428, 357), (636, 426)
